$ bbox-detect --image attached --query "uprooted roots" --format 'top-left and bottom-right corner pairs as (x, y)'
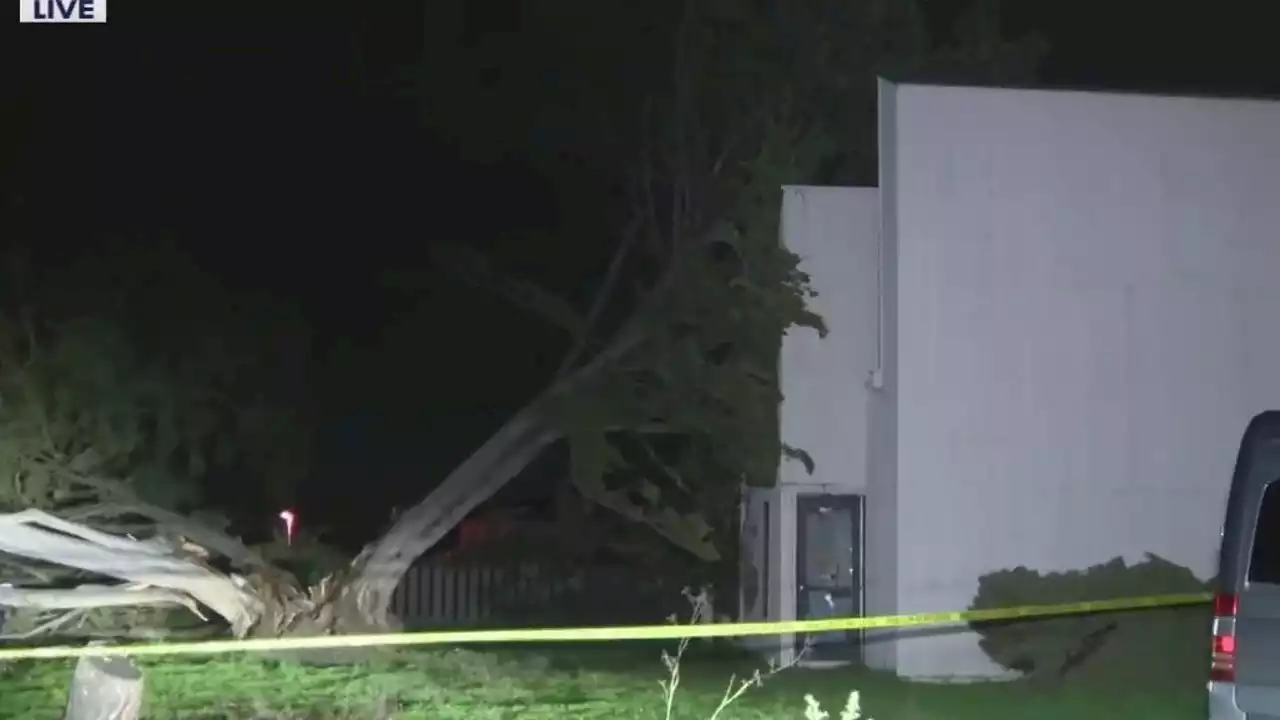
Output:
(0, 510), (398, 647)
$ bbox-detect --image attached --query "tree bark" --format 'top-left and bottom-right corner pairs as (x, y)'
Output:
(62, 655), (144, 720)
(330, 325), (650, 629)
(0, 510), (262, 637)
(336, 401), (561, 628)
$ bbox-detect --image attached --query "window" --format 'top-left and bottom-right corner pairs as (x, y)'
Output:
(1248, 481), (1280, 584)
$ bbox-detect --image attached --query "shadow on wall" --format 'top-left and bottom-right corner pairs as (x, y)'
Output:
(966, 553), (1210, 688)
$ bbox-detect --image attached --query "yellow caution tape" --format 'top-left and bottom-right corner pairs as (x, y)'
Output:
(0, 591), (1212, 661)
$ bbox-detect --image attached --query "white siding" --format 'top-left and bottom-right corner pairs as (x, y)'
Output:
(868, 89), (902, 672)
(779, 186), (880, 491)
(881, 81), (1280, 678)
(769, 187), (884, 667)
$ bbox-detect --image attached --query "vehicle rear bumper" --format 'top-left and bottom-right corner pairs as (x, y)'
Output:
(1210, 681), (1246, 719)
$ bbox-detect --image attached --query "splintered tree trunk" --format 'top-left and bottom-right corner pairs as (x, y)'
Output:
(331, 330), (645, 630)
(63, 655), (144, 720)
(337, 401), (561, 628)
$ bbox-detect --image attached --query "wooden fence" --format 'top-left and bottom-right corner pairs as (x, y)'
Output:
(389, 560), (703, 630)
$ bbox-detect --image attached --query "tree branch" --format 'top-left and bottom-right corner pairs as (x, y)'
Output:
(0, 585), (191, 612)
(0, 509), (261, 635)
(0, 554), (62, 583)
(636, 435), (689, 491)
(554, 218), (643, 380)
(636, 95), (666, 257)
(0, 608), (91, 639)
(49, 467), (268, 570)
(669, 0), (694, 254)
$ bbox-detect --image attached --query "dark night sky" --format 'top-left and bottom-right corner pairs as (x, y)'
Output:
(5, 1), (1278, 547)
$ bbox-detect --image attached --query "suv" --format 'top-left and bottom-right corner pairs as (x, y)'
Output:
(1211, 411), (1280, 719)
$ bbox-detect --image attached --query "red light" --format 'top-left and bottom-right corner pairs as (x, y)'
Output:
(1211, 635), (1236, 682)
(1210, 593), (1238, 682)
(1214, 593), (1238, 617)
(278, 509), (297, 546)
(1215, 634), (1236, 654)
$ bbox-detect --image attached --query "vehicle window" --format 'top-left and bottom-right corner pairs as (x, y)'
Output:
(1248, 481), (1280, 584)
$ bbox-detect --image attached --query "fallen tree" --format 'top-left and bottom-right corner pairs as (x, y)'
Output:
(0, 509), (254, 637)
(0, 507), (361, 641)
(0, 259), (332, 640)
(331, 0), (1047, 630)
(0, 0), (1046, 642)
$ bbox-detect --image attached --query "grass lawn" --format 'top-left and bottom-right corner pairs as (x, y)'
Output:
(0, 641), (1205, 719)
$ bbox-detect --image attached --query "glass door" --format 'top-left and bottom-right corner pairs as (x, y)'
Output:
(795, 493), (864, 663)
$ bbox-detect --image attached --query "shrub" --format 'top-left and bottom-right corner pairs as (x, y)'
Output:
(968, 553), (1211, 688)
(656, 588), (871, 720)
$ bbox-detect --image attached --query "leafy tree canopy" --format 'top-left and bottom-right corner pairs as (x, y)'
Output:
(426, 0), (1047, 561)
(0, 240), (314, 544)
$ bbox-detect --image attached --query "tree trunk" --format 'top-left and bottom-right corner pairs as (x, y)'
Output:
(327, 327), (652, 629)
(62, 655), (144, 720)
(336, 400), (561, 628)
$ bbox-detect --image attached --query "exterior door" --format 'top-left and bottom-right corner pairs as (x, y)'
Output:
(795, 493), (864, 663)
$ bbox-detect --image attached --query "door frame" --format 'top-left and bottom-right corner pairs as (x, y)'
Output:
(793, 492), (866, 664)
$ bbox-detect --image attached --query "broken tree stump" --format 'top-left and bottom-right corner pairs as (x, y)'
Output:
(62, 655), (144, 720)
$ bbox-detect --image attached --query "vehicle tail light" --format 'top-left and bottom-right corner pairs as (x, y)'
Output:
(1211, 593), (1238, 682)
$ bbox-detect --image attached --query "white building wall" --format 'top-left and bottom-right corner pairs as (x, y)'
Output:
(779, 185), (881, 491)
(759, 186), (884, 665)
(868, 92), (902, 672)
(880, 80), (1280, 678)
